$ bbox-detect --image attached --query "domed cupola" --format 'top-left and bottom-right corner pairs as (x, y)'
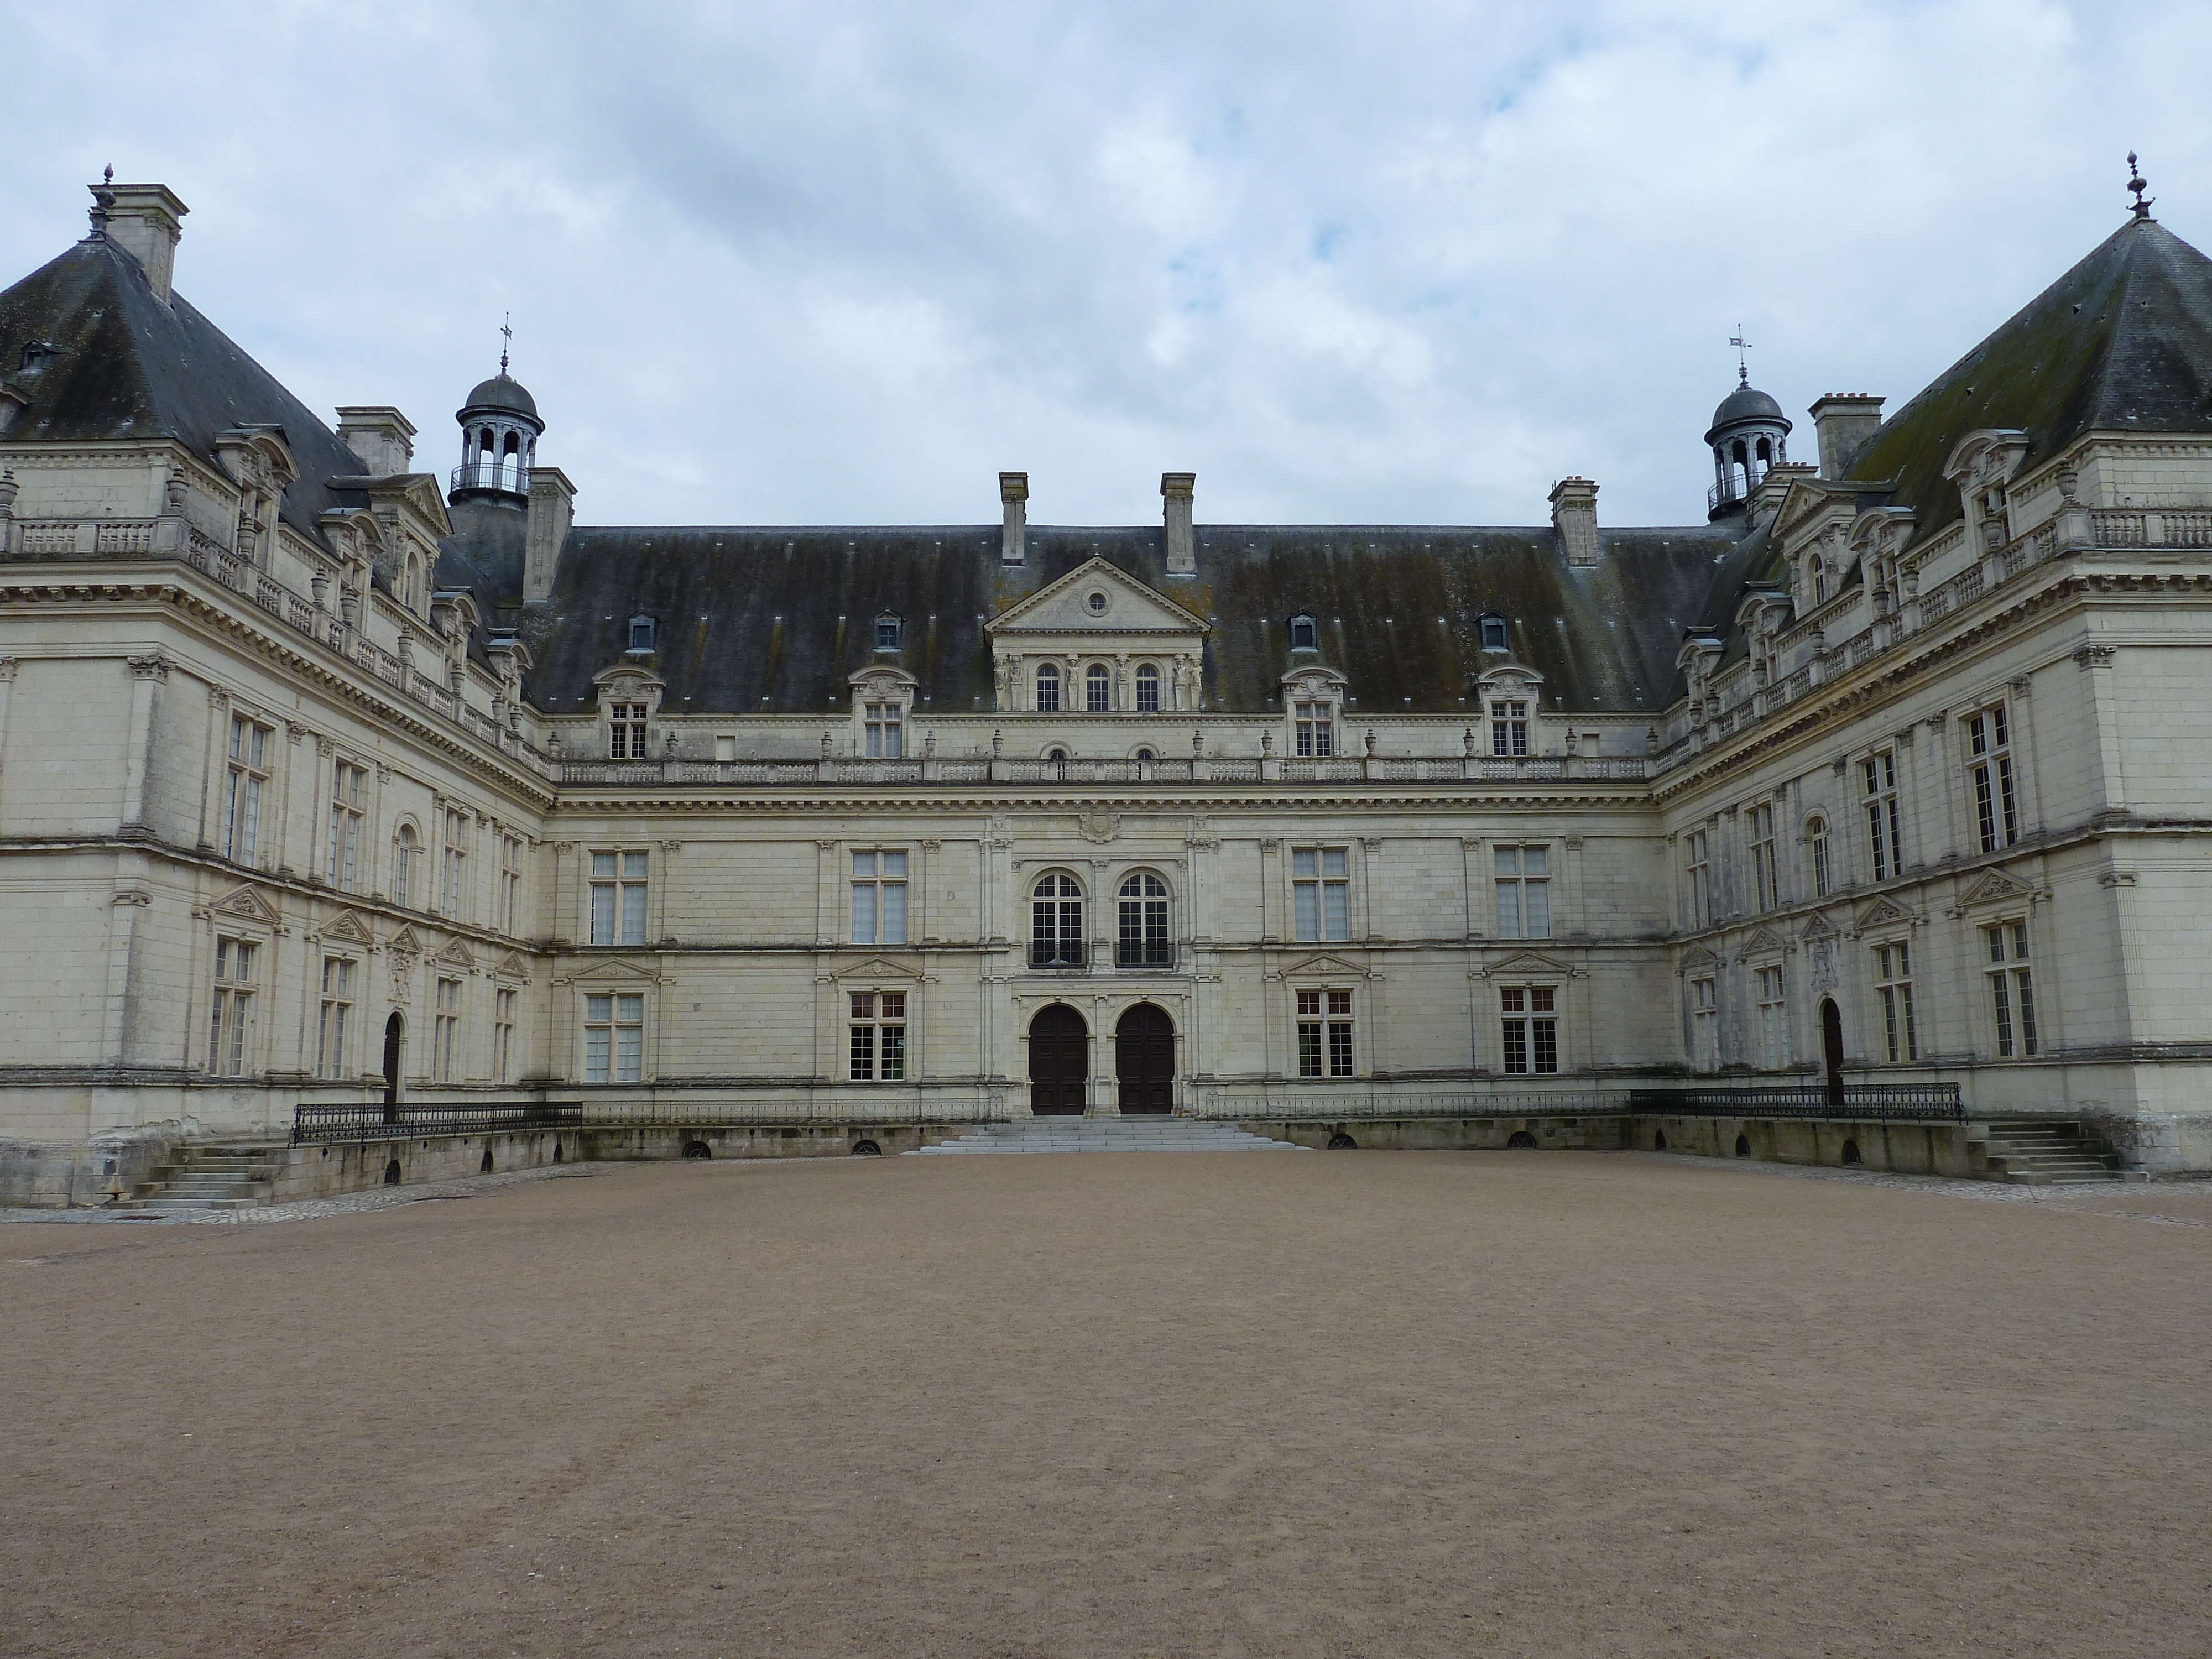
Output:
(1704, 347), (1791, 520)
(449, 328), (544, 502)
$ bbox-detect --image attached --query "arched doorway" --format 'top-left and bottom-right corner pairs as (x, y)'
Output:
(1819, 998), (1845, 1110)
(1115, 1003), (1175, 1115)
(382, 1012), (404, 1122)
(1027, 1004), (1088, 1117)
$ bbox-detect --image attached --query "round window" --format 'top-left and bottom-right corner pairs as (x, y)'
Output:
(1087, 591), (1108, 613)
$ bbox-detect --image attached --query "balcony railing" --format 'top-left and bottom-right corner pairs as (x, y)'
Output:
(559, 753), (1651, 788)
(1192, 1082), (1965, 1122)
(450, 458), (529, 495)
(293, 1101), (583, 1144)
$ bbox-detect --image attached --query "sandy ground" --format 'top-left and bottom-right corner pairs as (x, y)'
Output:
(5, 1151), (2211, 1658)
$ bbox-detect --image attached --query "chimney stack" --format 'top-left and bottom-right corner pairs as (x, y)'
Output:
(524, 466), (577, 605)
(1809, 394), (1884, 481)
(1162, 472), (1196, 576)
(335, 408), (418, 478)
(999, 472), (1027, 566)
(1549, 477), (1599, 567)
(94, 182), (188, 304)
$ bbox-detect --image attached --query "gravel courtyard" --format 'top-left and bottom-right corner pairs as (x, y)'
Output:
(5, 1149), (2210, 1658)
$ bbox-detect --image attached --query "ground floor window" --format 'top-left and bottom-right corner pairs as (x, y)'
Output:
(434, 977), (462, 1083)
(1984, 921), (2038, 1058)
(850, 990), (907, 1081)
(585, 992), (644, 1083)
(1500, 985), (1558, 1075)
(1756, 964), (1788, 1070)
(1297, 988), (1354, 1077)
(1689, 975), (1718, 1071)
(1875, 941), (1917, 1062)
(210, 937), (258, 1076)
(317, 956), (354, 1079)
(494, 987), (517, 1084)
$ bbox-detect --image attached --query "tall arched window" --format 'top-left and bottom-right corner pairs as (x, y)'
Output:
(1806, 815), (1832, 898)
(1135, 663), (1160, 712)
(394, 823), (420, 907)
(1086, 664), (1111, 712)
(1117, 872), (1170, 967)
(1035, 662), (1060, 712)
(1031, 873), (1084, 967)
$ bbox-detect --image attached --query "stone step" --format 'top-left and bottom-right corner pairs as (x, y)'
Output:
(909, 1119), (1307, 1155)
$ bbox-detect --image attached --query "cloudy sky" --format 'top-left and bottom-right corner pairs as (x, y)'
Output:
(3, 2), (2205, 530)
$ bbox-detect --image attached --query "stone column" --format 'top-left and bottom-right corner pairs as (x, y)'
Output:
(120, 656), (170, 835)
(2074, 644), (2127, 816)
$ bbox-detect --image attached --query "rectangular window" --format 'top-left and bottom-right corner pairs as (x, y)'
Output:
(1747, 802), (1779, 911)
(583, 992), (644, 1083)
(1489, 700), (1529, 758)
(588, 850), (650, 946)
(1296, 988), (1354, 1078)
(1756, 964), (1788, 1070)
(441, 808), (468, 922)
(1494, 845), (1551, 939)
(1294, 701), (1334, 758)
(434, 977), (462, 1083)
(1500, 985), (1558, 1076)
(849, 990), (908, 1081)
(1689, 975), (1718, 1071)
(1862, 752), (1903, 881)
(1292, 846), (1349, 942)
(209, 937), (257, 1076)
(1984, 921), (2038, 1058)
(317, 956), (354, 1079)
(608, 702), (649, 759)
(327, 762), (367, 891)
(863, 702), (904, 759)
(1966, 705), (2020, 853)
(1875, 941), (1917, 1062)
(1684, 829), (1710, 928)
(494, 986), (516, 1084)
(501, 836), (524, 936)
(222, 716), (270, 864)
(851, 849), (909, 945)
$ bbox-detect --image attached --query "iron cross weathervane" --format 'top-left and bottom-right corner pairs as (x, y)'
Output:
(1730, 326), (1752, 387)
(499, 312), (513, 374)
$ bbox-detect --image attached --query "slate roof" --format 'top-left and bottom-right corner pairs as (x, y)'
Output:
(0, 236), (369, 545)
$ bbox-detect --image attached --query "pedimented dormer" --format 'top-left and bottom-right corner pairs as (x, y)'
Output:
(592, 663), (667, 760)
(986, 556), (1209, 713)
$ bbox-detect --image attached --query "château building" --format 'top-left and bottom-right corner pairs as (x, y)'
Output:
(3, 173), (2210, 1202)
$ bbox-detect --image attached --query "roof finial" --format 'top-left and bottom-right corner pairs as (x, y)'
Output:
(2126, 152), (2153, 220)
(499, 311), (512, 375)
(1730, 325), (1752, 387)
(102, 164), (113, 186)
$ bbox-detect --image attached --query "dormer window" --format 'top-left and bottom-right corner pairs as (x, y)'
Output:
(1289, 613), (1318, 651)
(864, 701), (904, 758)
(875, 612), (902, 650)
(609, 702), (649, 759)
(1295, 699), (1334, 758)
(1489, 698), (1530, 757)
(627, 614), (655, 654)
(1480, 614), (1510, 652)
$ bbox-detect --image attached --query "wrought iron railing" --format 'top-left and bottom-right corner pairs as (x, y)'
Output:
(1192, 1083), (1965, 1123)
(1629, 1083), (1964, 1122)
(293, 1101), (583, 1144)
(450, 459), (529, 495)
(578, 1096), (1011, 1126)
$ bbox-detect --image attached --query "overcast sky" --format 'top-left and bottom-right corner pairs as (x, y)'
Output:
(3, 2), (2206, 530)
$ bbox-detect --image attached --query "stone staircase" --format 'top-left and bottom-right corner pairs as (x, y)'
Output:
(908, 1117), (1308, 1155)
(115, 1144), (283, 1213)
(1977, 1119), (2143, 1185)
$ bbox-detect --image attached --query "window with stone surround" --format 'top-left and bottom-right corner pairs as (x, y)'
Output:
(501, 836), (524, 935)
(1494, 845), (1550, 939)
(317, 955), (353, 1079)
(1297, 988), (1354, 1078)
(1035, 662), (1060, 712)
(852, 849), (908, 946)
(1756, 964), (1788, 1070)
(393, 822), (422, 907)
(1086, 664), (1111, 712)
(1807, 815), (1832, 899)
(1688, 974), (1718, 1071)
(221, 714), (272, 864)
(1965, 704), (2020, 853)
(1489, 698), (1530, 757)
(608, 701), (649, 759)
(1683, 829), (1711, 928)
(1135, 663), (1161, 712)
(1117, 872), (1171, 967)
(1984, 921), (2038, 1058)
(1292, 846), (1349, 942)
(1499, 985), (1558, 1075)
(589, 850), (649, 947)
(327, 761), (367, 892)
(583, 992), (644, 1083)
(1874, 941), (1917, 1062)
(1747, 802), (1779, 911)
(863, 701), (904, 758)
(1030, 872), (1085, 967)
(209, 937), (258, 1077)
(849, 990), (907, 1081)
(1863, 752), (1903, 881)
(441, 809), (468, 923)
(434, 976), (462, 1083)
(1294, 700), (1334, 757)
(494, 986), (517, 1084)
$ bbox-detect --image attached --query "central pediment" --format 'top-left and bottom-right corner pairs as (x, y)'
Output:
(988, 557), (1211, 640)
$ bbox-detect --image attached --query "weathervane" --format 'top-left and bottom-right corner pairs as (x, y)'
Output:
(499, 311), (513, 375)
(1730, 325), (1752, 387)
(2127, 152), (2153, 220)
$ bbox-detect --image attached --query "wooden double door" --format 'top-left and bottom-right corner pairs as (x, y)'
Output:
(1114, 1003), (1175, 1115)
(1028, 1004), (1089, 1116)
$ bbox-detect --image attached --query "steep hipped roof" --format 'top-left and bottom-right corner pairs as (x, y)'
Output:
(501, 519), (1744, 718)
(0, 236), (368, 542)
(1845, 216), (2212, 546)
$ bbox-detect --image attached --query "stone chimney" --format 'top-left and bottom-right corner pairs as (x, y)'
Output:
(95, 182), (188, 304)
(1549, 477), (1599, 567)
(999, 472), (1027, 566)
(1162, 472), (1196, 576)
(335, 408), (418, 478)
(524, 466), (577, 606)
(1810, 394), (1884, 481)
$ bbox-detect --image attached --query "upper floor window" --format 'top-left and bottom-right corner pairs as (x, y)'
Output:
(1747, 801), (1779, 911)
(849, 990), (907, 1081)
(852, 849), (908, 945)
(1985, 921), (2038, 1058)
(327, 760), (367, 892)
(1807, 815), (1832, 898)
(627, 613), (656, 653)
(1495, 845), (1550, 939)
(1035, 662), (1061, 712)
(1297, 988), (1355, 1078)
(1117, 872), (1170, 967)
(393, 823), (421, 907)
(1289, 613), (1318, 651)
(1874, 940), (1917, 1062)
(609, 702), (649, 760)
(1965, 704), (2020, 853)
(441, 808), (468, 922)
(1683, 828), (1710, 928)
(1489, 699), (1529, 757)
(864, 701), (904, 758)
(501, 836), (524, 935)
(1086, 664), (1111, 712)
(589, 849), (649, 946)
(1030, 873), (1084, 967)
(1294, 700), (1334, 757)
(222, 714), (271, 864)
(875, 612), (902, 650)
(1499, 985), (1558, 1074)
(1135, 664), (1161, 712)
(1480, 614), (1510, 652)
(1862, 752), (1902, 881)
(1292, 846), (1349, 941)
(209, 937), (258, 1077)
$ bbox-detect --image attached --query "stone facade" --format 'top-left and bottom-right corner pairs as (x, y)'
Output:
(5, 179), (2212, 1200)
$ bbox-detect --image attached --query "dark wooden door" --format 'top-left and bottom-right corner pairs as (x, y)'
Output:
(1820, 999), (1845, 1110)
(1028, 1004), (1088, 1117)
(382, 1013), (404, 1121)
(1115, 1003), (1175, 1115)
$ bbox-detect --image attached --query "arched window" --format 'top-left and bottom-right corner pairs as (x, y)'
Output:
(1811, 556), (1829, 606)
(874, 612), (902, 650)
(1035, 662), (1060, 712)
(1480, 613), (1509, 651)
(403, 556), (421, 612)
(1135, 664), (1161, 712)
(1086, 664), (1111, 712)
(1807, 815), (1832, 898)
(1289, 613), (1318, 651)
(501, 431), (523, 492)
(394, 823), (420, 907)
(1133, 746), (1156, 764)
(1117, 872), (1170, 967)
(1030, 873), (1084, 968)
